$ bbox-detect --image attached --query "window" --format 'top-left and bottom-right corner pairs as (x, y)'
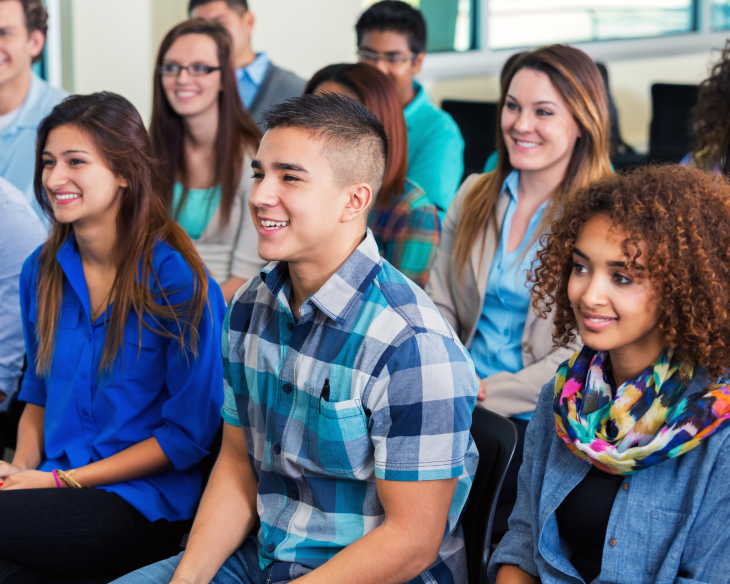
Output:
(361, 0), (477, 53)
(488, 1), (697, 50)
(711, 0), (730, 29)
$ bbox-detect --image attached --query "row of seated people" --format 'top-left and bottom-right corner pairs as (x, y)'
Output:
(2, 85), (730, 584)
(1, 2), (730, 584)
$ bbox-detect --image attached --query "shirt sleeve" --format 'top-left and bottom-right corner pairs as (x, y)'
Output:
(220, 301), (242, 427)
(368, 331), (477, 481)
(152, 257), (227, 471)
(17, 250), (47, 407)
(386, 205), (440, 289)
(408, 116), (464, 214)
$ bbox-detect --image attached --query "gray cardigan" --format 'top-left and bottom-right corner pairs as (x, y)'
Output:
(249, 63), (306, 129)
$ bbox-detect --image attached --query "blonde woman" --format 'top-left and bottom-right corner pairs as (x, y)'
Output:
(426, 44), (612, 537)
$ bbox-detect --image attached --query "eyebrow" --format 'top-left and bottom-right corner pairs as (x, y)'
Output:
(41, 149), (89, 157)
(359, 45), (408, 55)
(573, 246), (626, 267)
(251, 160), (310, 173)
(505, 94), (557, 107)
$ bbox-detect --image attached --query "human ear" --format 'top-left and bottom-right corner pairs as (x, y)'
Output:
(243, 10), (255, 33)
(118, 176), (130, 189)
(341, 183), (373, 224)
(27, 30), (45, 61)
(412, 52), (425, 75)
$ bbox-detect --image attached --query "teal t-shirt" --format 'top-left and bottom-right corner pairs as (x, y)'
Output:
(404, 82), (464, 220)
(172, 182), (222, 240)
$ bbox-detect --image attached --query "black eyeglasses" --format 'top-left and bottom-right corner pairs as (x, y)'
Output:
(357, 49), (415, 65)
(158, 63), (222, 77)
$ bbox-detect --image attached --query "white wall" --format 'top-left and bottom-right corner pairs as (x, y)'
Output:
(63, 0), (720, 149)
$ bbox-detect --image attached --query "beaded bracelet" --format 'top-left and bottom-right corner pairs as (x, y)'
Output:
(52, 469), (64, 489)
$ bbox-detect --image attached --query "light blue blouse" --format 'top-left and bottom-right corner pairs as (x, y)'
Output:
(172, 182), (222, 240)
(468, 171), (547, 420)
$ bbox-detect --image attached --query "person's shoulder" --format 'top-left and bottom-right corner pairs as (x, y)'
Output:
(151, 240), (198, 289)
(0, 178), (46, 244)
(267, 63), (306, 90)
(20, 242), (45, 282)
(31, 73), (68, 111)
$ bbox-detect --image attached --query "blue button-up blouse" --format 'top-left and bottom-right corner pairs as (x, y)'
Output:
(488, 371), (730, 584)
(18, 235), (225, 522)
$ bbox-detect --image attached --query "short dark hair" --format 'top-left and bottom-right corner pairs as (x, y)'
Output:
(356, 1), (427, 55)
(188, 0), (248, 15)
(261, 93), (388, 202)
(1, 0), (48, 62)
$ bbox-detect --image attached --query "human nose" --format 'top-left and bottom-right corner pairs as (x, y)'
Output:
(248, 174), (279, 210)
(513, 109), (533, 134)
(581, 273), (609, 309)
(374, 58), (391, 76)
(44, 162), (70, 190)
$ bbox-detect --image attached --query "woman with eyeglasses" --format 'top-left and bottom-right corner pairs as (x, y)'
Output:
(151, 19), (263, 303)
(0, 92), (225, 583)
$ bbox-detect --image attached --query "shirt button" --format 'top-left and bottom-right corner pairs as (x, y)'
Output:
(266, 543), (275, 553)
(287, 322), (294, 332)
(622, 482), (629, 491)
(283, 384), (292, 394)
(81, 372), (88, 380)
(273, 444), (281, 455)
(609, 538), (618, 546)
(290, 491), (299, 501)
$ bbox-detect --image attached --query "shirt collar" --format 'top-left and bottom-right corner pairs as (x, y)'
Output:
(501, 170), (520, 202)
(55, 232), (92, 315)
(403, 80), (429, 119)
(260, 230), (383, 325)
(236, 52), (271, 86)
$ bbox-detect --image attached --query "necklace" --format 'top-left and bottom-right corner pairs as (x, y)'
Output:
(90, 290), (112, 323)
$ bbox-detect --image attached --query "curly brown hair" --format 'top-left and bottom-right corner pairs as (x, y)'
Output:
(689, 41), (730, 169)
(529, 165), (730, 374)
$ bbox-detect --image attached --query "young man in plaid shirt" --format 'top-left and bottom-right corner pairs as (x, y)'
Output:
(117, 93), (479, 584)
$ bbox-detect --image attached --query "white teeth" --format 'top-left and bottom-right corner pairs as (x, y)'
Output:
(588, 318), (612, 322)
(516, 140), (539, 148)
(261, 220), (289, 230)
(55, 194), (81, 201)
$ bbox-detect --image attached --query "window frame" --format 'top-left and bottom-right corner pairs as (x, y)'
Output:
(420, 0), (729, 79)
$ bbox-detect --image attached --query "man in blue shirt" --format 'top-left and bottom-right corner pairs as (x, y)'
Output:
(356, 1), (464, 219)
(0, 177), (45, 453)
(0, 0), (67, 218)
(190, 0), (305, 129)
(115, 93), (478, 584)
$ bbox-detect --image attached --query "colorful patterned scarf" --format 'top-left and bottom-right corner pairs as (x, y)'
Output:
(553, 346), (730, 475)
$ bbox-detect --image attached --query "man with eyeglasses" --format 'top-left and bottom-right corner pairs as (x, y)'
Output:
(356, 0), (464, 219)
(0, 0), (66, 220)
(189, 0), (305, 129)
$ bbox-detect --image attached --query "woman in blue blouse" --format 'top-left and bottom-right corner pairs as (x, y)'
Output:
(0, 93), (225, 583)
(490, 165), (730, 584)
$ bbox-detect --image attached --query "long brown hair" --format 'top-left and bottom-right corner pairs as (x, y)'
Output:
(150, 19), (261, 226)
(304, 63), (407, 208)
(33, 92), (210, 375)
(453, 44), (612, 282)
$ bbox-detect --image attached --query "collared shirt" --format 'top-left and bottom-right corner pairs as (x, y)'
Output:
(0, 73), (67, 219)
(404, 81), (464, 218)
(222, 230), (479, 583)
(488, 370), (730, 584)
(19, 235), (226, 522)
(0, 177), (46, 411)
(236, 52), (271, 109)
(469, 171), (547, 421)
(368, 180), (440, 289)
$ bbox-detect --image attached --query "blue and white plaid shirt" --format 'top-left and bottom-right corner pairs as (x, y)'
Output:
(222, 231), (479, 584)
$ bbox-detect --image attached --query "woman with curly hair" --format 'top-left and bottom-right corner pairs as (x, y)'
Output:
(683, 41), (730, 171)
(489, 164), (730, 584)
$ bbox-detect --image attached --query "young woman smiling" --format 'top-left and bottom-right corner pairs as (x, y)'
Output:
(490, 164), (730, 584)
(0, 93), (225, 583)
(151, 19), (263, 303)
(426, 44), (612, 536)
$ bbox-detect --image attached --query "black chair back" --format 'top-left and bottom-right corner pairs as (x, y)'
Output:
(441, 100), (498, 181)
(649, 83), (699, 163)
(463, 407), (518, 584)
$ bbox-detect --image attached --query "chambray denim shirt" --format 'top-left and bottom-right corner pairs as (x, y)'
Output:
(488, 371), (730, 584)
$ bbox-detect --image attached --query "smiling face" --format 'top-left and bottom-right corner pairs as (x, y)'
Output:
(0, 0), (44, 96)
(568, 213), (664, 377)
(41, 124), (128, 226)
(501, 67), (581, 177)
(248, 126), (371, 268)
(160, 33), (221, 119)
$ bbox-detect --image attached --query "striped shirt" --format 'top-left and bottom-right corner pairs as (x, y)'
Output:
(368, 180), (441, 289)
(222, 230), (479, 583)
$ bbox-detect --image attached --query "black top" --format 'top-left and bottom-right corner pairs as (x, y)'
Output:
(556, 466), (625, 583)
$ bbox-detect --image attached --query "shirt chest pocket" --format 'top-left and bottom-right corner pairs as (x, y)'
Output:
(645, 509), (689, 577)
(30, 301), (81, 380)
(120, 322), (166, 389)
(305, 393), (372, 478)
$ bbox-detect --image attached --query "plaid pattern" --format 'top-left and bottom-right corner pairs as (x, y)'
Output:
(368, 181), (441, 289)
(222, 231), (478, 583)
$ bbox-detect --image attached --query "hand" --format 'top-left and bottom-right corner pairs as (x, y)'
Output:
(478, 377), (487, 401)
(0, 461), (23, 479)
(0, 470), (56, 490)
(0, 391), (7, 404)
